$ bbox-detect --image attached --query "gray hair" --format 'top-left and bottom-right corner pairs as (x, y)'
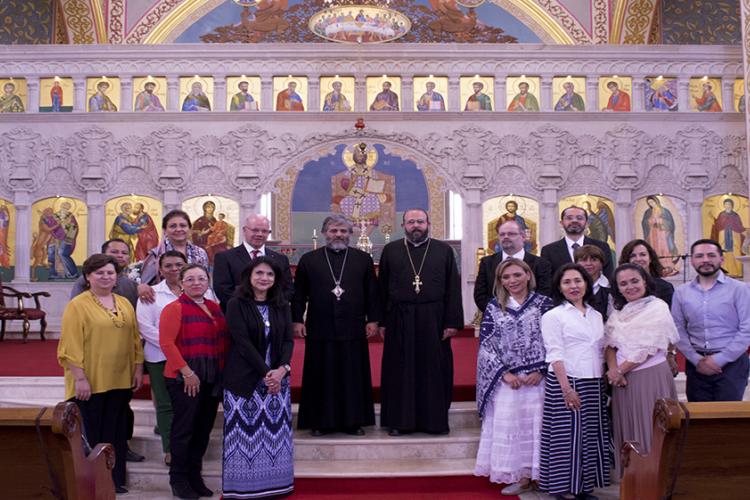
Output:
(322, 214), (354, 233)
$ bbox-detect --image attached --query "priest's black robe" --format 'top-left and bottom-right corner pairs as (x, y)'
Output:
(378, 237), (464, 433)
(291, 246), (381, 431)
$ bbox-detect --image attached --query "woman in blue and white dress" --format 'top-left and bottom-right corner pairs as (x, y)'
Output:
(475, 258), (553, 495)
(222, 256), (294, 499)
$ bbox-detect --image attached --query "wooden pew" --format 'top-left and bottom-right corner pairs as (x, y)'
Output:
(0, 401), (115, 499)
(621, 398), (750, 499)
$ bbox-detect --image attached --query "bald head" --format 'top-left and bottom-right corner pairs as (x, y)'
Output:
(243, 214), (271, 249)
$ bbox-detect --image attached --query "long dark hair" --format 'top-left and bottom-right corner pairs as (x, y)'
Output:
(550, 263), (594, 307)
(234, 256), (286, 307)
(619, 239), (665, 278)
(611, 263), (655, 310)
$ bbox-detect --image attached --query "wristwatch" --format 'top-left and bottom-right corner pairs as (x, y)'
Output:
(282, 364), (291, 374)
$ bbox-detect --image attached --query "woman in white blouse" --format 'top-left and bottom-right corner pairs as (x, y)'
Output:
(605, 263), (678, 477)
(539, 263), (611, 500)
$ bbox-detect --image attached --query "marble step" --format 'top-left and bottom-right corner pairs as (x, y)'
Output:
(131, 424), (480, 463)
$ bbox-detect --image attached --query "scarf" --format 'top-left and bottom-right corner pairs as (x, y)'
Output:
(176, 294), (227, 385)
(605, 295), (678, 363)
(476, 292), (552, 418)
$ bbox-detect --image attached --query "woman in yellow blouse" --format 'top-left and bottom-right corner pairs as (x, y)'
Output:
(58, 253), (144, 494)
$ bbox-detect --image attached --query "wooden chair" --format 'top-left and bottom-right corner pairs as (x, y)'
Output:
(0, 275), (50, 342)
(621, 398), (750, 499)
(0, 401), (115, 499)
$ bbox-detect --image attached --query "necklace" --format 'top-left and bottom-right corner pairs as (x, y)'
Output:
(324, 247), (349, 300)
(404, 238), (431, 294)
(89, 291), (125, 328)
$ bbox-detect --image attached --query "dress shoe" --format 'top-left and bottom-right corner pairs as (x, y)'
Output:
(310, 429), (327, 437)
(189, 476), (213, 497)
(153, 425), (160, 435)
(345, 427), (365, 436)
(576, 493), (598, 500)
(388, 428), (403, 436)
(114, 485), (128, 494)
(125, 447), (145, 462)
(171, 480), (199, 499)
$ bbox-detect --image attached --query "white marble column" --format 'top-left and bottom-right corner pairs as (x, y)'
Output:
(260, 74), (273, 111)
(239, 189), (260, 227)
(120, 77), (132, 112)
(12, 192), (31, 283)
(73, 76), (86, 112)
(614, 190), (633, 255)
(354, 74), (367, 112)
(447, 75), (461, 112)
(541, 75), (554, 112)
(586, 75), (599, 112)
(493, 76), (506, 111)
(461, 188), (483, 322)
(213, 74), (227, 112)
(308, 74), (321, 112)
(632, 76), (646, 111)
(685, 188), (704, 280)
(722, 76), (735, 112)
(166, 75), (180, 112)
(677, 77), (690, 112)
(26, 77), (39, 113)
(400, 75), (414, 113)
(86, 191), (105, 255)
(540, 189), (560, 246)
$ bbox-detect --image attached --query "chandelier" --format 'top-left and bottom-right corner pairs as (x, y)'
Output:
(309, 0), (411, 44)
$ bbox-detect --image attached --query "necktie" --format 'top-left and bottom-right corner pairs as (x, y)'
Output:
(572, 243), (580, 250)
(252, 250), (260, 259)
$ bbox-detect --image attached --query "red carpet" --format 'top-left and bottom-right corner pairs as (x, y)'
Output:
(293, 476), (519, 499)
(0, 335), (479, 402)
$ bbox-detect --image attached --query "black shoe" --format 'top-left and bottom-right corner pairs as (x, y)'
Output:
(576, 494), (599, 500)
(310, 429), (326, 437)
(426, 429), (450, 435)
(345, 427), (365, 436)
(153, 425), (160, 435)
(171, 480), (199, 499)
(189, 476), (213, 497)
(388, 428), (403, 436)
(125, 447), (145, 462)
(114, 485), (128, 494)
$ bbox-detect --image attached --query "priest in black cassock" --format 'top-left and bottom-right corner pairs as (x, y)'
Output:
(292, 214), (381, 436)
(378, 209), (464, 436)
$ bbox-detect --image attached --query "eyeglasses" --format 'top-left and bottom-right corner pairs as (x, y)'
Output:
(498, 232), (521, 237)
(182, 276), (209, 283)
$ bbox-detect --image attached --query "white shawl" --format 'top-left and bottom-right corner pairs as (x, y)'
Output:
(605, 296), (679, 363)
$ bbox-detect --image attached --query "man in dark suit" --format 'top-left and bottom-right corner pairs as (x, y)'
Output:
(474, 219), (552, 312)
(540, 205), (614, 280)
(212, 214), (293, 311)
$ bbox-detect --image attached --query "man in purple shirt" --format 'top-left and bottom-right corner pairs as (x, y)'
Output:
(672, 239), (750, 401)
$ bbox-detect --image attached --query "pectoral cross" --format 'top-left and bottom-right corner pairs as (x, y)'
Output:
(412, 275), (423, 294)
(332, 284), (345, 300)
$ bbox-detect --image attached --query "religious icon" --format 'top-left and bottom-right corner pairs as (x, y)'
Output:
(689, 77), (722, 112)
(133, 77), (166, 112)
(105, 195), (162, 263)
(461, 76), (493, 111)
(367, 76), (401, 111)
(227, 76), (261, 111)
(39, 77), (73, 112)
(553, 77), (586, 111)
(0, 199), (15, 280)
(703, 194), (749, 277)
(331, 143), (396, 235)
(644, 76), (678, 111)
(634, 195), (686, 277)
(309, 6), (411, 44)
(86, 77), (120, 112)
(182, 196), (239, 266)
(30, 197), (87, 281)
(506, 77), (540, 112)
(414, 76), (448, 111)
(560, 195), (617, 257)
(599, 76), (631, 112)
(320, 76), (354, 112)
(274, 76), (307, 111)
(734, 79), (745, 112)
(483, 196), (539, 254)
(0, 78), (27, 113)
(180, 76), (213, 112)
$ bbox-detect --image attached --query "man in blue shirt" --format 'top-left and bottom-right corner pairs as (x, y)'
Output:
(672, 239), (750, 401)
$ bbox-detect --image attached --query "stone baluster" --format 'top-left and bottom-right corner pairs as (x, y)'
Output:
(721, 76), (736, 112)
(120, 77), (132, 113)
(540, 189), (560, 246)
(73, 76), (86, 112)
(354, 74), (367, 113)
(586, 75), (599, 111)
(632, 75), (646, 111)
(213, 74), (227, 112)
(540, 74), (553, 112)
(260, 74), (274, 111)
(166, 75), (180, 112)
(677, 77), (690, 112)
(86, 193), (105, 255)
(614, 191), (633, 255)
(308, 74), (321, 112)
(447, 75), (461, 112)
(462, 188), (482, 322)
(12, 193), (31, 283)
(493, 75), (506, 112)
(400, 75), (414, 113)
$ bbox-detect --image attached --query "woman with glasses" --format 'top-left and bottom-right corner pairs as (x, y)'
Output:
(160, 263), (227, 499)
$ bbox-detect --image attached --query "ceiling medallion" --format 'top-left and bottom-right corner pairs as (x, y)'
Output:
(309, 0), (412, 44)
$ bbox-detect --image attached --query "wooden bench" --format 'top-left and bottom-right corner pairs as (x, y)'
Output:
(0, 401), (115, 499)
(621, 398), (750, 499)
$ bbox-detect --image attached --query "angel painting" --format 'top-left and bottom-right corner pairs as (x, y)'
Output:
(583, 200), (615, 247)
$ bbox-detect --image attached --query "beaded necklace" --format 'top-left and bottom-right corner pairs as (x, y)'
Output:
(89, 290), (125, 328)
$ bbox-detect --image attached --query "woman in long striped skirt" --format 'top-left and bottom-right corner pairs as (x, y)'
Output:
(222, 257), (295, 499)
(539, 263), (611, 500)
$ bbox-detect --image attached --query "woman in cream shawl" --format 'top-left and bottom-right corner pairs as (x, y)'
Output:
(605, 263), (679, 476)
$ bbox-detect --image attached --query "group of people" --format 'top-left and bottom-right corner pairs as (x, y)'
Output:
(57, 206), (465, 498)
(473, 205), (750, 499)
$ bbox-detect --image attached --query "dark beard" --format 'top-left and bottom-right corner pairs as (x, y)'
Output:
(406, 229), (429, 244)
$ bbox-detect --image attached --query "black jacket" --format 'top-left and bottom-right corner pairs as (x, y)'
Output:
(222, 296), (294, 399)
(473, 252), (552, 312)
(540, 237), (614, 280)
